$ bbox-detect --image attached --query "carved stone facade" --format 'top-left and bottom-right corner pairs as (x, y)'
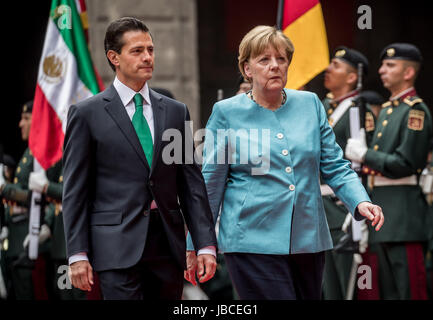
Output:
(86, 0), (201, 126)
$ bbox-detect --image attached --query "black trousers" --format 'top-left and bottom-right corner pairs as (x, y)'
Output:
(97, 210), (184, 300)
(224, 251), (325, 300)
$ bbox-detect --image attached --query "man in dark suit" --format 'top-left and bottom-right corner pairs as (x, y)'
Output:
(62, 17), (217, 300)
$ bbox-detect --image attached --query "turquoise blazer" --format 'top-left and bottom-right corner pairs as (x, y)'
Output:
(187, 89), (370, 254)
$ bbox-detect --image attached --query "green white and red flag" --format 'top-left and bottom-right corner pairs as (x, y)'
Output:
(29, 0), (103, 169)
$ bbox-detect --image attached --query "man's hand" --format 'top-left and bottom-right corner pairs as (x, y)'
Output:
(357, 201), (384, 231)
(22, 224), (51, 248)
(345, 129), (368, 163)
(184, 250), (198, 285)
(0, 164), (5, 189)
(0, 226), (8, 241)
(68, 260), (94, 291)
(29, 171), (49, 193)
(184, 251), (217, 286)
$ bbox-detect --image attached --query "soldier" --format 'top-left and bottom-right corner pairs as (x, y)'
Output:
(0, 101), (60, 299)
(360, 90), (386, 119)
(346, 43), (432, 299)
(28, 169), (87, 300)
(321, 46), (374, 300)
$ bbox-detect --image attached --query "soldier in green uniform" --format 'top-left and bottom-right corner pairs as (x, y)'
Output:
(28, 168), (86, 300)
(420, 142), (433, 298)
(320, 46), (375, 300)
(0, 101), (60, 299)
(360, 91), (386, 120)
(346, 43), (432, 299)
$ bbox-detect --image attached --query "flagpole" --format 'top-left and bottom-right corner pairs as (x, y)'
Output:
(277, 0), (284, 29)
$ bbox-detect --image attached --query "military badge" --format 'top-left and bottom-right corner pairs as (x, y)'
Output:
(365, 112), (375, 132)
(387, 48), (395, 57)
(407, 109), (425, 131)
(335, 49), (346, 57)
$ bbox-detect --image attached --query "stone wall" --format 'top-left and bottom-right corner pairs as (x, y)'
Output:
(86, 0), (201, 127)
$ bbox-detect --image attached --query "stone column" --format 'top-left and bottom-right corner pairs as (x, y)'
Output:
(86, 0), (201, 127)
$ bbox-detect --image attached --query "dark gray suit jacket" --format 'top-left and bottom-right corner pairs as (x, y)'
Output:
(62, 84), (217, 272)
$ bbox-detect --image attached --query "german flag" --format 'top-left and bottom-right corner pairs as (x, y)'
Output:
(278, 0), (329, 89)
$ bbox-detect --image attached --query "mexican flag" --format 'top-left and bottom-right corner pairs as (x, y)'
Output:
(29, 0), (103, 169)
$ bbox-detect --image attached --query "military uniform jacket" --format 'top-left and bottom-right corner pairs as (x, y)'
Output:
(322, 93), (376, 236)
(1, 148), (62, 257)
(364, 93), (432, 243)
(43, 172), (68, 260)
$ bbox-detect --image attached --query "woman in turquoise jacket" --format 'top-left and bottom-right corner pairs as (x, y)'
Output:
(186, 25), (384, 299)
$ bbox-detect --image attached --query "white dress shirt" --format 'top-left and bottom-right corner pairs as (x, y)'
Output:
(69, 78), (215, 265)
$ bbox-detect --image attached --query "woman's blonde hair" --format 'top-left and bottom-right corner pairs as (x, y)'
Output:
(238, 25), (294, 82)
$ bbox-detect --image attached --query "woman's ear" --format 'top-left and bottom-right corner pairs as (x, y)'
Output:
(244, 62), (252, 80)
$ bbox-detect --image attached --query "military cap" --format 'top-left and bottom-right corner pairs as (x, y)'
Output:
(380, 43), (422, 63)
(22, 100), (33, 114)
(333, 46), (369, 75)
(360, 90), (386, 106)
(2, 154), (16, 168)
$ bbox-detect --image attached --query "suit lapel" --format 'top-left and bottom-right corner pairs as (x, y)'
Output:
(103, 85), (150, 170)
(149, 89), (166, 175)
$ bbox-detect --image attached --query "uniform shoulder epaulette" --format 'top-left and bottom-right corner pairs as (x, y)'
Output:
(403, 96), (423, 107)
(381, 101), (392, 108)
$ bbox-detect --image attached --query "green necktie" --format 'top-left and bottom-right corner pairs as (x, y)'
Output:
(132, 93), (153, 167)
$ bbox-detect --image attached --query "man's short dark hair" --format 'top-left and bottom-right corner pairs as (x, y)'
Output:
(104, 17), (151, 71)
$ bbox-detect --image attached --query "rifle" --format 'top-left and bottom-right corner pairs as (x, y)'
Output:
(334, 63), (368, 300)
(27, 160), (45, 260)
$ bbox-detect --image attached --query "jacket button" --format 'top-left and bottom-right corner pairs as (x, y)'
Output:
(285, 167), (292, 173)
(143, 210), (149, 217)
(289, 184), (295, 191)
(282, 149), (289, 156)
(149, 180), (154, 187)
(277, 133), (284, 139)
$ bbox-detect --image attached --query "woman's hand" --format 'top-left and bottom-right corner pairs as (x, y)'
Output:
(357, 201), (384, 231)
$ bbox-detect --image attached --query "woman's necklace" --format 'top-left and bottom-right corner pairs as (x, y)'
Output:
(247, 90), (287, 109)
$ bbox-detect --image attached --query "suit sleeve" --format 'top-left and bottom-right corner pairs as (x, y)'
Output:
(62, 105), (93, 258)
(177, 105), (217, 252)
(316, 95), (370, 219)
(364, 104), (432, 178)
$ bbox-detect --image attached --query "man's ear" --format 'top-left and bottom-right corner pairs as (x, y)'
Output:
(403, 65), (416, 81)
(344, 70), (356, 87)
(107, 50), (120, 68)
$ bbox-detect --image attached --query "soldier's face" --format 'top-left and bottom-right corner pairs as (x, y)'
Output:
(324, 58), (355, 91)
(108, 31), (154, 86)
(19, 113), (32, 141)
(379, 59), (405, 90)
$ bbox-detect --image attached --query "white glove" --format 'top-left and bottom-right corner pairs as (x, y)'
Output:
(345, 129), (368, 163)
(342, 213), (352, 233)
(23, 224), (51, 248)
(29, 170), (49, 193)
(0, 164), (5, 188)
(0, 226), (8, 241)
(359, 220), (369, 254)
